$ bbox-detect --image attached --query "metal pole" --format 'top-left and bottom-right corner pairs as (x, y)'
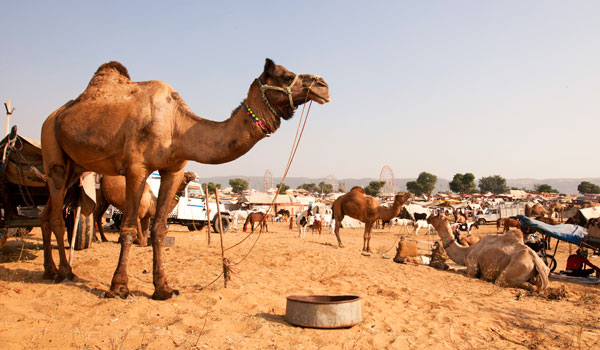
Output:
(205, 183), (211, 245)
(4, 99), (15, 137)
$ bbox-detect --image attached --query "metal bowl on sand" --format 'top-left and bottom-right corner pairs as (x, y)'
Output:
(285, 295), (362, 329)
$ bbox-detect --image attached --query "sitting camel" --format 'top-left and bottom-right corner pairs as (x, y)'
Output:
(94, 172), (195, 245)
(427, 214), (549, 291)
(332, 187), (412, 254)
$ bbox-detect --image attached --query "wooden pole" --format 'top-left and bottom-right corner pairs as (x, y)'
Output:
(4, 99), (15, 137)
(214, 189), (228, 287)
(205, 183), (211, 245)
(69, 205), (81, 264)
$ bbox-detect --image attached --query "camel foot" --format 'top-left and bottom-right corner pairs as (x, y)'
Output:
(152, 285), (179, 300)
(361, 251), (371, 256)
(54, 271), (77, 283)
(338, 243), (344, 248)
(106, 284), (130, 299)
(42, 267), (58, 280)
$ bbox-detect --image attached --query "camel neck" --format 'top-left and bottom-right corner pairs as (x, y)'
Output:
(176, 108), (265, 164)
(434, 220), (470, 265)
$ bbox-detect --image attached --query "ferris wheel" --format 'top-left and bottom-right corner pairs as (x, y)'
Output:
(264, 169), (274, 191)
(379, 165), (395, 195)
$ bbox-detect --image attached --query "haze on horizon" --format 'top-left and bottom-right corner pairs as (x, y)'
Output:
(1, 1), (599, 182)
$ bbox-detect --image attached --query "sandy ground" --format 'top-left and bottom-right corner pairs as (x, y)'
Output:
(1, 221), (599, 350)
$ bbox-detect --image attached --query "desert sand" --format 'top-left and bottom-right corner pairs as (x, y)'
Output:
(1, 222), (599, 350)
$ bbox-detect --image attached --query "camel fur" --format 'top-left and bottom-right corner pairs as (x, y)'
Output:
(93, 172), (195, 245)
(427, 214), (549, 291)
(332, 187), (412, 254)
(39, 59), (329, 299)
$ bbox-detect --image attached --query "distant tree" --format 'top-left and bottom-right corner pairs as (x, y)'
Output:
(578, 181), (600, 194)
(229, 178), (249, 194)
(364, 181), (385, 197)
(478, 175), (508, 194)
(534, 184), (558, 193)
(277, 183), (290, 193)
(406, 172), (437, 197)
(317, 181), (334, 194)
(449, 173), (476, 194)
(298, 183), (318, 192)
(202, 182), (221, 194)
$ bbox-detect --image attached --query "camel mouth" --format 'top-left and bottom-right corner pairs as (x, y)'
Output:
(308, 88), (331, 104)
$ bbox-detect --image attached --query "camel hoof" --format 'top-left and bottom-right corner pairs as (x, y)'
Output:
(361, 251), (371, 256)
(43, 269), (58, 280)
(106, 285), (130, 299)
(152, 286), (179, 300)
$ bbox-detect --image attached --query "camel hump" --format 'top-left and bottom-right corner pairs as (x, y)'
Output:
(94, 61), (131, 80)
(349, 186), (365, 193)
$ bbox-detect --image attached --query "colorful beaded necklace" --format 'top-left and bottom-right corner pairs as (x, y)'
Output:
(242, 103), (271, 136)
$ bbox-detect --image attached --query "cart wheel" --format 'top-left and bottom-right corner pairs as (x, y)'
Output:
(187, 222), (205, 231)
(212, 217), (230, 234)
(66, 211), (94, 250)
(540, 253), (557, 273)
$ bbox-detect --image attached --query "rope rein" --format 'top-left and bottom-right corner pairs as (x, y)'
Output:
(196, 81), (315, 291)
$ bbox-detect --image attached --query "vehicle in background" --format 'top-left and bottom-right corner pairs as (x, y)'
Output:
(146, 172), (231, 233)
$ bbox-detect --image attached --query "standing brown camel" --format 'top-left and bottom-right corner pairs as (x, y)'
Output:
(93, 171), (196, 245)
(427, 215), (549, 291)
(39, 59), (329, 299)
(332, 187), (412, 255)
(550, 201), (565, 222)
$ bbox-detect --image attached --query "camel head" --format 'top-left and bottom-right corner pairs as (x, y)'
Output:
(427, 214), (452, 234)
(393, 192), (413, 206)
(257, 58), (330, 120)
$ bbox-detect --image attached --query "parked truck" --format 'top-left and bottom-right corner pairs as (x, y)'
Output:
(473, 204), (525, 225)
(146, 172), (231, 233)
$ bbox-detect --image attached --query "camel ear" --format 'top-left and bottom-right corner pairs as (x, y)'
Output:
(264, 58), (276, 77)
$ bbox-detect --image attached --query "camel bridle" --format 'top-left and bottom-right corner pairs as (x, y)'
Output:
(257, 74), (299, 118)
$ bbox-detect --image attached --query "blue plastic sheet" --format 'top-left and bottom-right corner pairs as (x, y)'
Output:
(517, 215), (588, 245)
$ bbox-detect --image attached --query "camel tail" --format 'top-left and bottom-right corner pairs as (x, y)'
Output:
(530, 249), (550, 290)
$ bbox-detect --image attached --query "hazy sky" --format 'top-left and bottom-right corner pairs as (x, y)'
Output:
(1, 1), (599, 182)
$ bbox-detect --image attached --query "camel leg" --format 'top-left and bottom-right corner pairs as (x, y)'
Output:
(46, 184), (76, 282)
(93, 195), (110, 242)
(150, 169), (184, 300)
(39, 200), (59, 280)
(133, 217), (147, 246)
(495, 252), (536, 291)
(108, 168), (147, 298)
(363, 222), (374, 253)
(139, 216), (151, 246)
(333, 219), (344, 247)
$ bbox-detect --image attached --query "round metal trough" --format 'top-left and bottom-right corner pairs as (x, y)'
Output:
(285, 295), (362, 329)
